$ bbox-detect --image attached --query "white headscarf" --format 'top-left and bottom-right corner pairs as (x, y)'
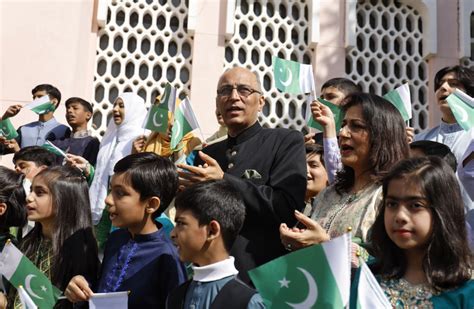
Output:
(89, 92), (147, 224)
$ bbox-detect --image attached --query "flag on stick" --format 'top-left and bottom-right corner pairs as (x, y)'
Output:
(273, 57), (315, 94)
(306, 97), (343, 133)
(18, 285), (38, 309)
(383, 83), (412, 121)
(24, 95), (56, 115)
(144, 83), (177, 133)
(0, 118), (18, 139)
(170, 98), (200, 150)
(42, 141), (67, 158)
(249, 233), (351, 308)
(0, 241), (61, 308)
(446, 89), (474, 131)
(350, 262), (391, 309)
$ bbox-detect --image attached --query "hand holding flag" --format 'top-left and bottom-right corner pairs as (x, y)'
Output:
(307, 98), (343, 134)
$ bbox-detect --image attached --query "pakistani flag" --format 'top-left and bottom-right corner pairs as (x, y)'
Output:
(170, 98), (200, 150)
(350, 262), (391, 309)
(273, 57), (315, 94)
(249, 233), (351, 308)
(18, 285), (38, 309)
(42, 141), (67, 158)
(383, 83), (412, 121)
(0, 118), (19, 139)
(0, 241), (61, 308)
(306, 97), (343, 133)
(446, 89), (474, 131)
(25, 95), (56, 115)
(144, 83), (177, 133)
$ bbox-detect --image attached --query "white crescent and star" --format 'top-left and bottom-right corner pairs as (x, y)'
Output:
(285, 267), (318, 309)
(152, 110), (164, 127)
(25, 274), (44, 300)
(279, 67), (293, 87)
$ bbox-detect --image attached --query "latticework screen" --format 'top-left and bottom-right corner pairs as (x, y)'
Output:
(346, 0), (429, 132)
(92, 0), (193, 136)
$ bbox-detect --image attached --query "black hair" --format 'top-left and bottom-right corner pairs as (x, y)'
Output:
(31, 84), (61, 104)
(370, 157), (471, 291)
(434, 65), (474, 97)
(321, 78), (361, 97)
(0, 166), (27, 228)
(13, 146), (57, 167)
(175, 180), (246, 252)
(21, 166), (99, 290)
(305, 143), (325, 167)
(335, 93), (410, 192)
(113, 152), (178, 219)
(65, 97), (93, 114)
(410, 140), (457, 172)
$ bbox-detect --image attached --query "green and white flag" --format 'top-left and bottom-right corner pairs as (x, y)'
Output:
(249, 233), (351, 308)
(0, 118), (19, 139)
(383, 83), (412, 121)
(170, 98), (200, 150)
(144, 83), (177, 133)
(18, 285), (38, 309)
(306, 97), (343, 133)
(351, 262), (391, 309)
(25, 95), (55, 115)
(0, 241), (61, 308)
(446, 89), (474, 131)
(273, 57), (315, 94)
(42, 141), (67, 158)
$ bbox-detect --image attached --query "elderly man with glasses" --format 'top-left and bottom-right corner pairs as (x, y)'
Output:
(178, 67), (306, 284)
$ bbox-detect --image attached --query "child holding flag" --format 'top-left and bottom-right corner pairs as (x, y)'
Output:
(65, 153), (187, 308)
(0, 84), (69, 153)
(7, 166), (99, 308)
(370, 157), (473, 307)
(167, 180), (265, 308)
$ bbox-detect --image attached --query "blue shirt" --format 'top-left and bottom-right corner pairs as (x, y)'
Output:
(97, 227), (187, 309)
(17, 117), (69, 148)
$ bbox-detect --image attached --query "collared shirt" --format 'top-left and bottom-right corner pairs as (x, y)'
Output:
(18, 118), (69, 148)
(183, 257), (265, 309)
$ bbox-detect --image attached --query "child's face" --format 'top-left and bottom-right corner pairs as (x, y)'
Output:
(15, 160), (46, 181)
(112, 98), (125, 125)
(320, 86), (346, 106)
(306, 153), (328, 199)
(105, 173), (149, 233)
(26, 175), (54, 226)
(170, 209), (208, 264)
(66, 102), (91, 127)
(384, 177), (433, 255)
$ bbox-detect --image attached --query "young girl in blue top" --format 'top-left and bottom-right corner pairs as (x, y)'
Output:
(370, 156), (473, 308)
(65, 152), (186, 308)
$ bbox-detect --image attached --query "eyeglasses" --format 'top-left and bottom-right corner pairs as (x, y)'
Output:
(216, 84), (262, 98)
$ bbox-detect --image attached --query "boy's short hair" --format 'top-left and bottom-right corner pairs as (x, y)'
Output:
(31, 84), (61, 104)
(434, 65), (474, 97)
(113, 152), (178, 219)
(410, 140), (457, 172)
(13, 146), (57, 167)
(321, 78), (361, 96)
(65, 97), (93, 113)
(175, 180), (246, 252)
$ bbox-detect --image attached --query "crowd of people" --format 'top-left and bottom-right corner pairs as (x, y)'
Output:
(0, 64), (473, 308)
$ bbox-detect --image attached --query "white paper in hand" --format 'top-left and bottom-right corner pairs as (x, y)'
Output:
(89, 291), (128, 309)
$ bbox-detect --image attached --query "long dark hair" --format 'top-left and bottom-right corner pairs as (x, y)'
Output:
(370, 157), (472, 290)
(0, 166), (27, 229)
(335, 93), (410, 193)
(21, 166), (99, 291)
